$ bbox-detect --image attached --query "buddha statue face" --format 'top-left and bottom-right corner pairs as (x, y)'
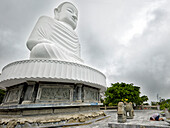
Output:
(54, 2), (78, 30)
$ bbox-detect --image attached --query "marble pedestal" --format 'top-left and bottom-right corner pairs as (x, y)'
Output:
(0, 60), (106, 126)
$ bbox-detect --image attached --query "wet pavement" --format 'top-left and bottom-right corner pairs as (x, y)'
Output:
(69, 110), (170, 128)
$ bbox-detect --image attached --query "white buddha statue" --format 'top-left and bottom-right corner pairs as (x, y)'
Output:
(26, 2), (83, 63)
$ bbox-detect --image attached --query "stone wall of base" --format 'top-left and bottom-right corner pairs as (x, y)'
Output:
(0, 106), (100, 116)
(2, 81), (101, 106)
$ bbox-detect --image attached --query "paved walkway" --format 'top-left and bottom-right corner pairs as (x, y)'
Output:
(70, 110), (170, 128)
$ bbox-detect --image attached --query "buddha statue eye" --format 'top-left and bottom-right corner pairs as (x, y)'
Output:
(67, 8), (73, 13)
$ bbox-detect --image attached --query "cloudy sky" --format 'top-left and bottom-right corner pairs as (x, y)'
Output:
(0, 0), (170, 103)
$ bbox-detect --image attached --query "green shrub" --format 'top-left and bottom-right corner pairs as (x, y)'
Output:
(167, 107), (170, 112)
(143, 103), (149, 105)
(160, 99), (170, 110)
(108, 103), (114, 106)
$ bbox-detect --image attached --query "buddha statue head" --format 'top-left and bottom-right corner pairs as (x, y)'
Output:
(54, 2), (78, 30)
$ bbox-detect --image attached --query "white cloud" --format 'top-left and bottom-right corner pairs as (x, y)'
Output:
(120, 0), (166, 46)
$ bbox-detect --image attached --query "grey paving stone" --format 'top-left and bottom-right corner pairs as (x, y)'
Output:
(70, 110), (170, 128)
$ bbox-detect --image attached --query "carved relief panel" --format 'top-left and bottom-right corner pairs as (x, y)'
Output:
(83, 86), (99, 102)
(36, 83), (73, 103)
(4, 84), (24, 104)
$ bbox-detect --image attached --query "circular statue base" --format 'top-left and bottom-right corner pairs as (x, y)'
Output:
(0, 59), (106, 127)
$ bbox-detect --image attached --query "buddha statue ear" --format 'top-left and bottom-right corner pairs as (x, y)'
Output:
(54, 8), (59, 20)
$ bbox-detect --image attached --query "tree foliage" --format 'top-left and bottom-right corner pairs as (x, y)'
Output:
(0, 89), (5, 103)
(141, 95), (149, 103)
(159, 99), (170, 111)
(104, 82), (148, 106)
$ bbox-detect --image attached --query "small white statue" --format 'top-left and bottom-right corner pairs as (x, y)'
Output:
(27, 2), (83, 63)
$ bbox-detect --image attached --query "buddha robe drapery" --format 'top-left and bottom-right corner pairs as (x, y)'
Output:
(27, 16), (83, 63)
